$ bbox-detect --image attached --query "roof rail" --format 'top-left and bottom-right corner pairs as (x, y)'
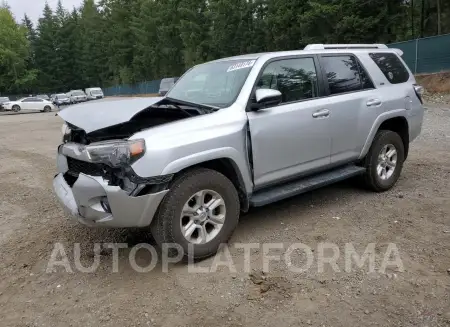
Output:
(304, 44), (388, 50)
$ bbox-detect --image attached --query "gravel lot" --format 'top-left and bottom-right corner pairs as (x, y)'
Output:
(0, 102), (449, 327)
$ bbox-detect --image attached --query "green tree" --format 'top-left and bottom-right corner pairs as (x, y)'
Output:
(0, 7), (36, 94)
(34, 3), (60, 92)
(178, 0), (211, 68)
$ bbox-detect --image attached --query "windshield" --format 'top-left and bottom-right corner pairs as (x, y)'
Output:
(73, 91), (85, 96)
(57, 94), (68, 98)
(0, 97), (9, 102)
(91, 89), (103, 95)
(166, 59), (256, 108)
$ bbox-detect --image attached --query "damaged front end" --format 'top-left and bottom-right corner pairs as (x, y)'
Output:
(53, 97), (213, 227)
(54, 141), (171, 227)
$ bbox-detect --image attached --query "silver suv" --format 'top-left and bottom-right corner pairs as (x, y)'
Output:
(53, 44), (424, 260)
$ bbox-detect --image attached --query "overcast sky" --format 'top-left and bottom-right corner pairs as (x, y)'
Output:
(10, 0), (82, 23)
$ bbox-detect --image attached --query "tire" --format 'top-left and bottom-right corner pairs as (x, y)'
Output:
(43, 106), (51, 112)
(12, 105), (21, 112)
(151, 168), (240, 261)
(361, 130), (405, 192)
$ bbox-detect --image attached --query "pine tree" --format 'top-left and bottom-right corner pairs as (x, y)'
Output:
(35, 3), (60, 92)
(178, 0), (211, 68)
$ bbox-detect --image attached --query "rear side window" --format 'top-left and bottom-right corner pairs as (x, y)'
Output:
(369, 53), (410, 84)
(321, 55), (374, 95)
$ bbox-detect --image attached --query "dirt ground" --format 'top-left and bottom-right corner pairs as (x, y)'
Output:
(0, 102), (449, 327)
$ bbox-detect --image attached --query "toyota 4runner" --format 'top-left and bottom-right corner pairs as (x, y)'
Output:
(53, 44), (424, 260)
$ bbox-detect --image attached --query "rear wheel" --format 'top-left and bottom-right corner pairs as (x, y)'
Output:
(361, 130), (405, 192)
(151, 168), (240, 261)
(12, 105), (21, 112)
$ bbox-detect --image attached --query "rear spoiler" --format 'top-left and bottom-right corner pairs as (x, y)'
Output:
(391, 48), (404, 56)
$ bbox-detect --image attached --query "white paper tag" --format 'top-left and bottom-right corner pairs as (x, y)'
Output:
(227, 60), (256, 72)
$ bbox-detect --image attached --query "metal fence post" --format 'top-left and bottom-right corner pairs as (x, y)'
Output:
(414, 38), (419, 74)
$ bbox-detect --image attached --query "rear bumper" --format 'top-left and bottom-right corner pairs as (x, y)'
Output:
(53, 154), (168, 228)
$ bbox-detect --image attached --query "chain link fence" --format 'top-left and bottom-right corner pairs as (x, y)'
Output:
(103, 80), (161, 97)
(388, 33), (450, 74)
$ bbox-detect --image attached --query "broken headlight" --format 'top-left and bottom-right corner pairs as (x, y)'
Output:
(61, 123), (71, 136)
(85, 139), (146, 168)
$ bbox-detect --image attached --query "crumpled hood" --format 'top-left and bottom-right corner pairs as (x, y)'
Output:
(57, 97), (164, 133)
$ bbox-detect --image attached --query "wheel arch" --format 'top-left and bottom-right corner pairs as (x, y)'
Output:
(360, 111), (410, 160)
(162, 149), (252, 212)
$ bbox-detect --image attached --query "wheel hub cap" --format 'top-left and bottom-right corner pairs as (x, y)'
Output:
(180, 189), (226, 244)
(377, 144), (397, 180)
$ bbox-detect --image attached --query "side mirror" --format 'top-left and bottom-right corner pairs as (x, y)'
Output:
(251, 89), (282, 110)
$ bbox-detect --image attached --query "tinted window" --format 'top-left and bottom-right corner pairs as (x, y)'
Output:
(22, 98), (34, 102)
(256, 57), (319, 103)
(369, 53), (409, 84)
(321, 55), (369, 95)
(358, 64), (375, 89)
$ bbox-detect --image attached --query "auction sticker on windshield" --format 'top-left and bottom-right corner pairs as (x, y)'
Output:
(227, 60), (256, 72)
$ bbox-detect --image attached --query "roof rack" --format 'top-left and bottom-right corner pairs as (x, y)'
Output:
(304, 44), (388, 50)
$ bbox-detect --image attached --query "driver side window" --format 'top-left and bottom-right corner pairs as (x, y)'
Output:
(256, 57), (319, 104)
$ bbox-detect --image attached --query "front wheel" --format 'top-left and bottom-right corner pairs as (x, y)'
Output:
(12, 105), (21, 112)
(43, 105), (51, 112)
(151, 168), (240, 261)
(361, 130), (405, 192)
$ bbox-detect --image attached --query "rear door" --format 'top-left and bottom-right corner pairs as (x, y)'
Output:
(247, 55), (332, 188)
(318, 54), (381, 164)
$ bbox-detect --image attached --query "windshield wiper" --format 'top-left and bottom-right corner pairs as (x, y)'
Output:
(161, 97), (218, 114)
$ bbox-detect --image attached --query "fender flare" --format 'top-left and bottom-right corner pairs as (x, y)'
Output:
(359, 109), (408, 159)
(161, 147), (253, 195)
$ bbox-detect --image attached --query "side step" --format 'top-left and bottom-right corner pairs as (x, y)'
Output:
(249, 165), (366, 207)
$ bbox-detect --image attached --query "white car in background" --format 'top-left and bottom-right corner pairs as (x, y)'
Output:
(85, 87), (104, 100)
(1, 97), (55, 112)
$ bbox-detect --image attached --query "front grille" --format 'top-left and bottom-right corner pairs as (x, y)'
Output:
(67, 157), (107, 177)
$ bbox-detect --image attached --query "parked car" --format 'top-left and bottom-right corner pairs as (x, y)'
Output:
(0, 96), (10, 110)
(158, 77), (179, 96)
(85, 87), (104, 100)
(68, 90), (88, 103)
(36, 94), (50, 101)
(2, 97), (55, 112)
(53, 43), (424, 260)
(53, 93), (71, 106)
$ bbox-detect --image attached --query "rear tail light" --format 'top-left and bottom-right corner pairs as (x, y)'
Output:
(413, 84), (424, 104)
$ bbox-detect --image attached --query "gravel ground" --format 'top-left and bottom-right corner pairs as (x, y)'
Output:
(0, 102), (449, 327)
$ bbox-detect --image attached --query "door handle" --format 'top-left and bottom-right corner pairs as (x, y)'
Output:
(312, 109), (330, 118)
(366, 99), (382, 107)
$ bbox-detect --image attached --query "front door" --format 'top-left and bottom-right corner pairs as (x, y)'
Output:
(247, 56), (332, 189)
(20, 98), (33, 110)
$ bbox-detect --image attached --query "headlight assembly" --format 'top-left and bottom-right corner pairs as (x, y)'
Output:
(85, 139), (146, 168)
(61, 123), (71, 135)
